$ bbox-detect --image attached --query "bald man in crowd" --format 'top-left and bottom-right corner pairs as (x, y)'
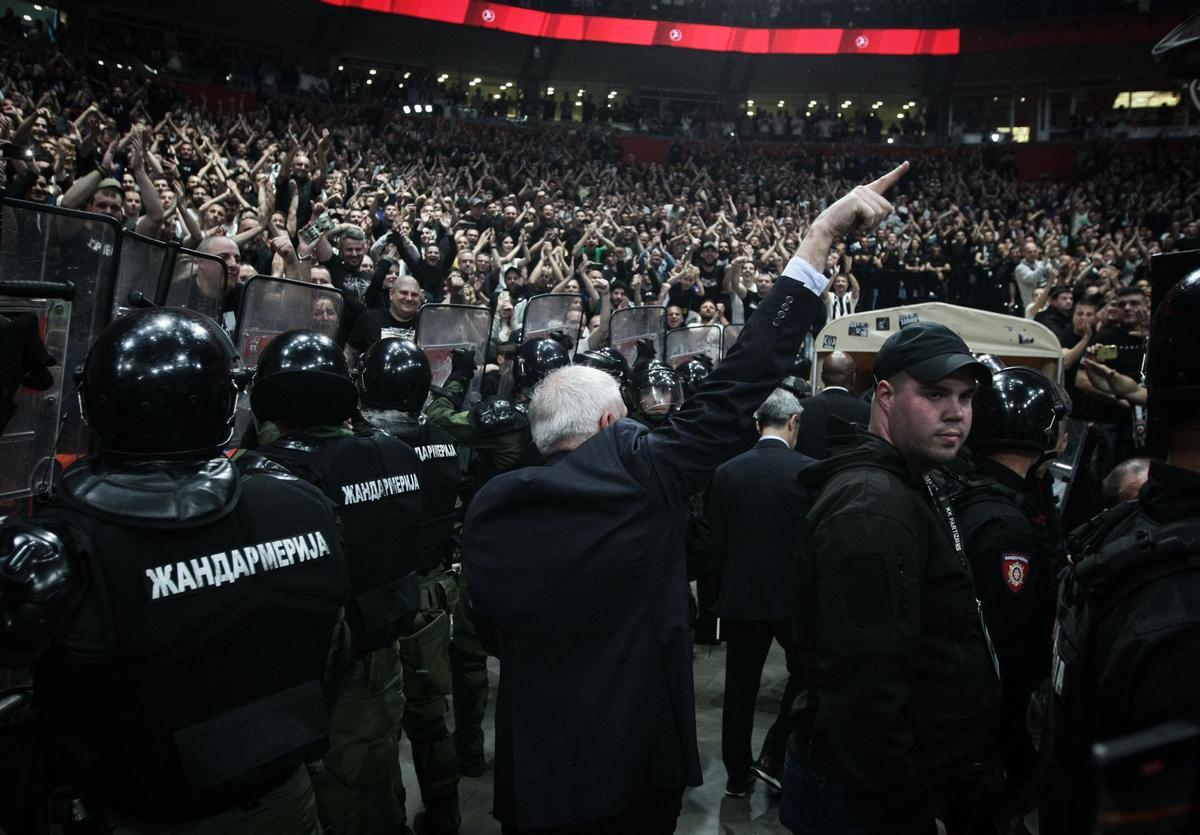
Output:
(796, 351), (871, 459)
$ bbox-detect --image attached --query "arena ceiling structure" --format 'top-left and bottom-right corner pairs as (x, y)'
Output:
(65, 0), (1193, 115)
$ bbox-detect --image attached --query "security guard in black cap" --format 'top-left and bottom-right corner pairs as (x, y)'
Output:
(424, 335), (568, 776)
(786, 321), (1003, 835)
(938, 366), (1068, 815)
(0, 309), (350, 833)
(246, 329), (426, 835)
(1045, 268), (1200, 833)
(357, 338), (462, 834)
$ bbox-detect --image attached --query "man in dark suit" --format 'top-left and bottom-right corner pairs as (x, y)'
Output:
(796, 350), (871, 459)
(709, 387), (813, 797)
(459, 163), (909, 833)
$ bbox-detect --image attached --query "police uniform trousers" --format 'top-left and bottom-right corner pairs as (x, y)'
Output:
(102, 765), (322, 835)
(449, 574), (490, 774)
(310, 645), (407, 835)
(396, 568), (461, 832)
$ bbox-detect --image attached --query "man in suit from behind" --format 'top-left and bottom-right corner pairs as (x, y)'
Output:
(709, 387), (813, 797)
(459, 163), (909, 834)
(796, 350), (871, 459)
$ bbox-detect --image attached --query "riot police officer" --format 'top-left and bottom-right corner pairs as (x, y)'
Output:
(246, 329), (426, 835)
(575, 345), (630, 386)
(357, 338), (462, 834)
(940, 366), (1068, 816)
(1047, 269), (1200, 833)
(0, 308), (350, 833)
(424, 334), (568, 776)
(678, 354), (715, 400)
(627, 360), (684, 427)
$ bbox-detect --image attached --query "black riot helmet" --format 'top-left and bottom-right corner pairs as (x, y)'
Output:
(576, 346), (630, 385)
(513, 336), (571, 396)
(630, 360), (683, 426)
(969, 366), (1069, 454)
(1146, 268), (1200, 449)
(678, 354), (715, 399)
(250, 329), (358, 426)
(358, 338), (431, 413)
(80, 308), (238, 457)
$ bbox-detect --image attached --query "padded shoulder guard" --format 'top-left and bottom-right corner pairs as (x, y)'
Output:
(232, 449), (298, 479)
(0, 522), (85, 667)
(469, 398), (528, 438)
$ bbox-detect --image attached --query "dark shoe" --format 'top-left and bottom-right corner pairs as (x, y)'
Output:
(752, 755), (783, 792)
(724, 773), (756, 798)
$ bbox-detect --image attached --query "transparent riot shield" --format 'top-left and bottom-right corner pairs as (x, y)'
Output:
(0, 293), (70, 500)
(1048, 417), (1089, 515)
(609, 306), (664, 366)
(417, 303), (493, 406)
(0, 198), (121, 478)
(232, 276), (345, 437)
(168, 247), (230, 324)
(722, 324), (743, 359)
(665, 324), (724, 368)
(112, 232), (172, 318)
(520, 293), (585, 348)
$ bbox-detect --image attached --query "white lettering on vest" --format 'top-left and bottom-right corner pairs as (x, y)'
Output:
(143, 529), (333, 601)
(339, 472), (421, 506)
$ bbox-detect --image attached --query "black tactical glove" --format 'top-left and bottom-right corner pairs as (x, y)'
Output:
(448, 347), (478, 388)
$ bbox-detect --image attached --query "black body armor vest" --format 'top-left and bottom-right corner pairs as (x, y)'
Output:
(33, 456), (350, 822)
(257, 428), (425, 650)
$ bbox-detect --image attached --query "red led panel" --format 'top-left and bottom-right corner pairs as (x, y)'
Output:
(318, 0), (961, 56)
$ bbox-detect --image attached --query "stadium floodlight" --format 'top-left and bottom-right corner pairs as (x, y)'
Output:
(338, 65), (344, 71)
(887, 137), (895, 144)
(404, 71), (411, 79)
(990, 132), (1001, 142)
(897, 113), (905, 119)
(369, 68), (377, 75)
(808, 100), (817, 107)
(907, 100), (916, 106)
(777, 100), (784, 108)
(403, 105), (412, 114)
(366, 79), (372, 85)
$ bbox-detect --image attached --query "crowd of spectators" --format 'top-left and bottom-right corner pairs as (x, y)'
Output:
(2, 31), (1199, 371)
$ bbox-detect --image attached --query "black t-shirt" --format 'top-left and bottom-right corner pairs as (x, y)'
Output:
(347, 308), (417, 354)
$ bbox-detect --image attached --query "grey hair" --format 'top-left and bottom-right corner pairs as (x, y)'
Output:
(529, 365), (625, 455)
(754, 388), (803, 427)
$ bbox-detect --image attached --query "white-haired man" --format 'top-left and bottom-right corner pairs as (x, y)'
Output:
(460, 163), (909, 834)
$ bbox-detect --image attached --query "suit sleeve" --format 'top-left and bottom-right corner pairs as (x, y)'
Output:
(637, 258), (828, 507)
(810, 495), (937, 835)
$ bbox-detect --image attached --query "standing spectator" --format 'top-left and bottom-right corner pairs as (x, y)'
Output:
(708, 388), (812, 797)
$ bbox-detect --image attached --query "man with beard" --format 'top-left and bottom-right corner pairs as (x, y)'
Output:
(315, 225), (373, 304)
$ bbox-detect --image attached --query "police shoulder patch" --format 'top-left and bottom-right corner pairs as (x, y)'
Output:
(1002, 553), (1030, 593)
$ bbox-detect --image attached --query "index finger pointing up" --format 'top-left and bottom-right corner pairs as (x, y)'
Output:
(866, 160), (910, 196)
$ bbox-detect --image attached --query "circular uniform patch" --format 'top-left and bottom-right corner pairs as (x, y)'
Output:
(1002, 553), (1030, 593)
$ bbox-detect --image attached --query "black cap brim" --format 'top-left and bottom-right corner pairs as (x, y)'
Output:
(906, 353), (992, 385)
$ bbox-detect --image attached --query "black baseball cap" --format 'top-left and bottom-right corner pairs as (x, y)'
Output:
(873, 322), (991, 385)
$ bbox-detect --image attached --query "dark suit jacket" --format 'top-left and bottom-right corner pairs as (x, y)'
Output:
(796, 387), (871, 459)
(709, 439), (814, 621)
(461, 270), (823, 829)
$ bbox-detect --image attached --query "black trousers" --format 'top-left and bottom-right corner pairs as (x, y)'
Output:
(721, 618), (804, 781)
(502, 786), (685, 834)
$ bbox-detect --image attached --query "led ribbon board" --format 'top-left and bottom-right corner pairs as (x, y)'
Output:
(319, 0), (960, 56)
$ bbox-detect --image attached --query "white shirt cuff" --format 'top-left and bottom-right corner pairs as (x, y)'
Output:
(781, 256), (830, 297)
